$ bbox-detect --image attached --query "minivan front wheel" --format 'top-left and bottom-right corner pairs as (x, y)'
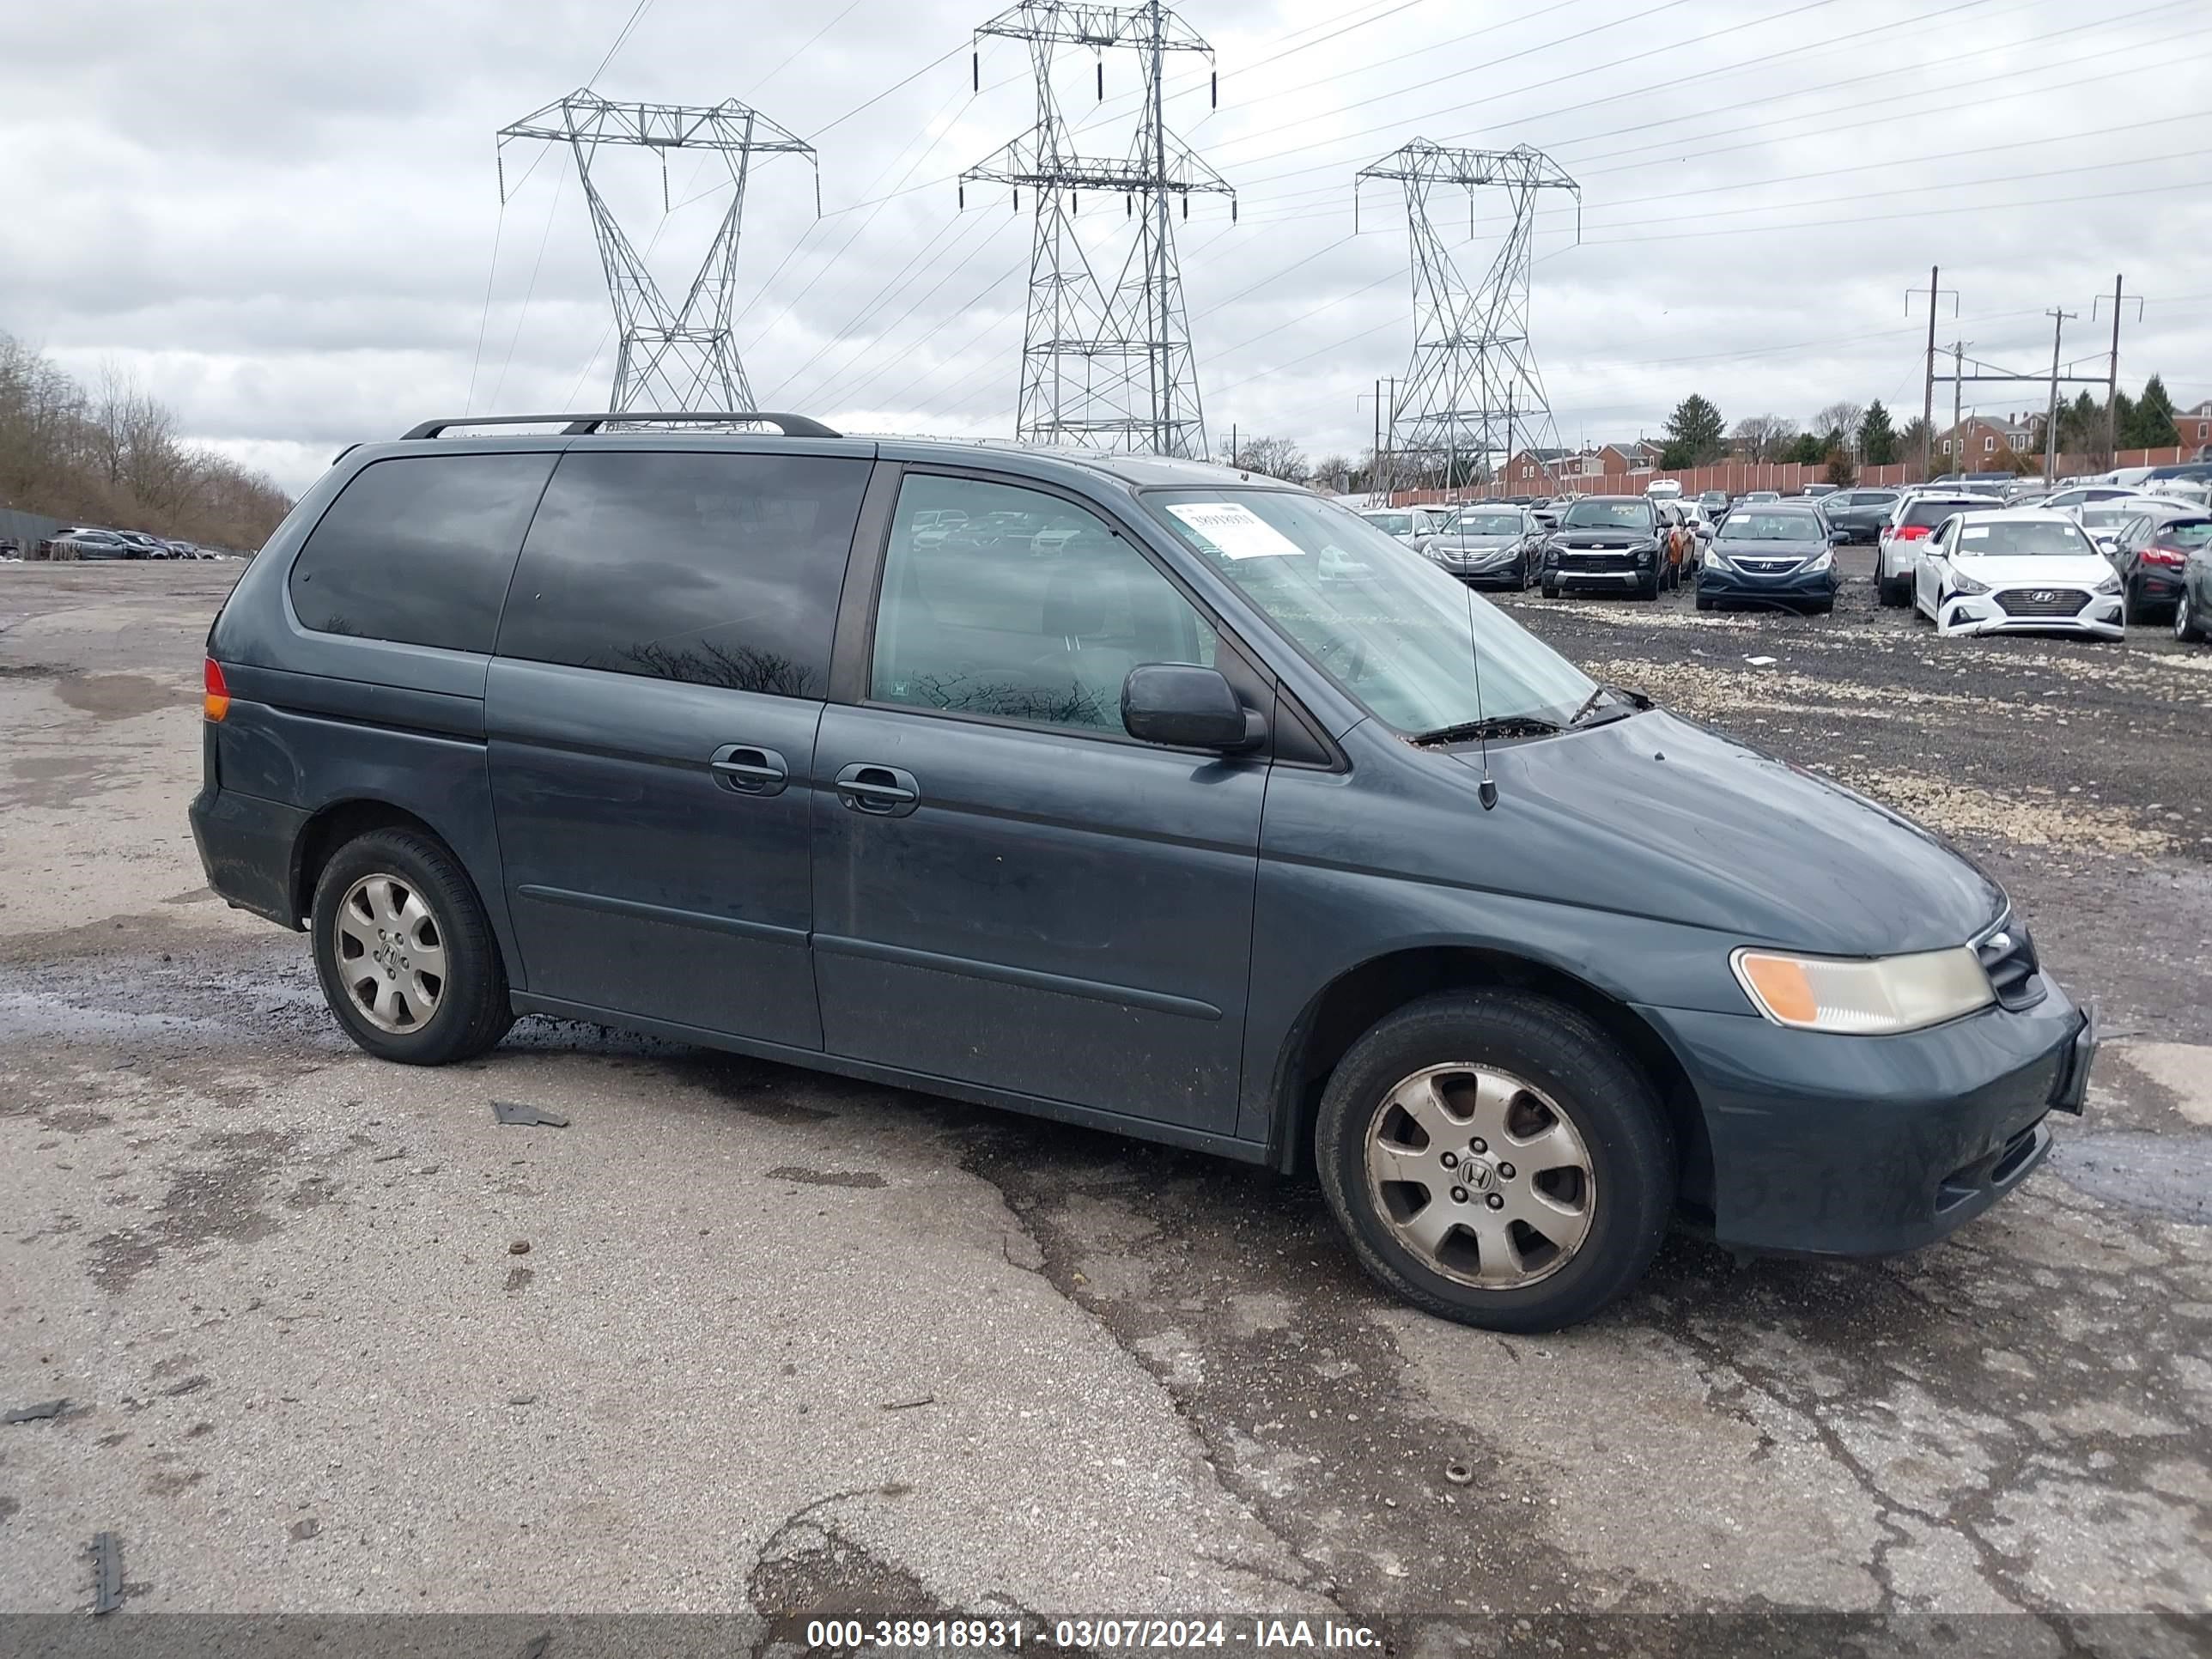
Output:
(311, 829), (513, 1065)
(1316, 990), (1675, 1332)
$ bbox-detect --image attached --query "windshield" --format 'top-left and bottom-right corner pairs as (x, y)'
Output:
(1954, 520), (2097, 557)
(1718, 512), (1824, 542)
(1560, 500), (1651, 530)
(1454, 511), (1526, 536)
(2080, 505), (2157, 528)
(1146, 491), (1596, 732)
(1362, 512), (1413, 536)
(1744, 492), (1779, 502)
(1902, 498), (1979, 529)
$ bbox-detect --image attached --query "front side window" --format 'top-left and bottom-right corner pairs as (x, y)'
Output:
(496, 450), (868, 698)
(871, 475), (1214, 735)
(289, 453), (555, 651)
(1146, 489), (1595, 735)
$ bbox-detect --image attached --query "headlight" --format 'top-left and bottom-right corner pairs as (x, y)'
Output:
(1702, 547), (1729, 570)
(1732, 945), (1993, 1035)
(2094, 571), (2122, 594)
(1947, 570), (1991, 595)
(1807, 550), (1833, 572)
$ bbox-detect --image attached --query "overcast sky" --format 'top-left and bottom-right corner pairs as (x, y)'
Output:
(3, 0), (2208, 492)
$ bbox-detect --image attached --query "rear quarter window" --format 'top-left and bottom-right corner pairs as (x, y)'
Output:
(288, 453), (556, 651)
(494, 449), (869, 699)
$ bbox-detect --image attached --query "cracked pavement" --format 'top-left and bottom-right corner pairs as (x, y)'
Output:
(2, 559), (2208, 1631)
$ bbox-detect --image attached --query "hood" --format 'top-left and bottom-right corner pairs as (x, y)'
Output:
(1556, 526), (1656, 547)
(1712, 537), (1828, 559)
(1437, 532), (1521, 550)
(1953, 552), (2112, 586)
(1471, 711), (2003, 954)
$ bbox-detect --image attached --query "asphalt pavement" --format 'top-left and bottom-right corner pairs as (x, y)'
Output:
(2, 558), (2207, 1640)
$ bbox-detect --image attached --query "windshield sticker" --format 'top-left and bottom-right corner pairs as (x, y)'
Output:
(1961, 525), (1990, 539)
(1164, 501), (1305, 559)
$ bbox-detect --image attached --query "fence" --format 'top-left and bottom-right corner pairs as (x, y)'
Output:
(1389, 446), (2203, 507)
(0, 507), (69, 556)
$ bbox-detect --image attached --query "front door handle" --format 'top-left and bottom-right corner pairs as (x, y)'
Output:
(835, 763), (921, 817)
(709, 744), (788, 797)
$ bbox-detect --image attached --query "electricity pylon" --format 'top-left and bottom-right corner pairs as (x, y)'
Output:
(1357, 139), (1578, 493)
(497, 91), (817, 413)
(962, 1), (1233, 457)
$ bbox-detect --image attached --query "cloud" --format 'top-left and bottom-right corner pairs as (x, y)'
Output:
(3, 0), (2207, 494)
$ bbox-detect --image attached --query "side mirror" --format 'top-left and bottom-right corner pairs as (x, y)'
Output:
(1830, 528), (1851, 544)
(1122, 664), (1261, 751)
(1697, 523), (1714, 540)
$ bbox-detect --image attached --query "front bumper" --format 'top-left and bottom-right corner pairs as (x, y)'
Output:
(1698, 562), (1840, 605)
(1638, 977), (2093, 1256)
(1552, 558), (1655, 589)
(1935, 589), (2124, 638)
(1429, 548), (1526, 585)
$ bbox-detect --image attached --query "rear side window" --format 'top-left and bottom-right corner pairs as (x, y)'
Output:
(289, 453), (554, 651)
(496, 450), (868, 699)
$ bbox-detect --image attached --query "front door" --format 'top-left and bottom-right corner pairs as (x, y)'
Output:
(811, 471), (1267, 1134)
(484, 444), (874, 1049)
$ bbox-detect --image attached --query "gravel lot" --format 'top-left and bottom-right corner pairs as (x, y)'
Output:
(2, 557), (2208, 1638)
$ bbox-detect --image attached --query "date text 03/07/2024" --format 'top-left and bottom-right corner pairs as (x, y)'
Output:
(801, 1617), (1385, 1650)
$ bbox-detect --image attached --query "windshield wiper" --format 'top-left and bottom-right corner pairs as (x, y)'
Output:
(1407, 715), (1560, 747)
(1566, 683), (1649, 728)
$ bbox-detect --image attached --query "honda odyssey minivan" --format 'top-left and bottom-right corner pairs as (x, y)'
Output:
(191, 413), (2096, 1331)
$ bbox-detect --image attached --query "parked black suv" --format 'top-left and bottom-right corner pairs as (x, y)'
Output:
(191, 413), (2095, 1331)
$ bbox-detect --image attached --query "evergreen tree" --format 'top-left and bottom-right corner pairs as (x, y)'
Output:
(1858, 401), (1899, 465)
(2126, 374), (2179, 448)
(1662, 394), (1726, 467)
(1785, 431), (1826, 465)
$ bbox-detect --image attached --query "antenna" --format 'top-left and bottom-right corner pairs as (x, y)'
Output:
(1464, 581), (1498, 811)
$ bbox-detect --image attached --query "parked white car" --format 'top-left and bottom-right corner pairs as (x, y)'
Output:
(2070, 495), (2195, 555)
(1912, 508), (2124, 639)
(1357, 506), (1455, 547)
(1875, 492), (1989, 606)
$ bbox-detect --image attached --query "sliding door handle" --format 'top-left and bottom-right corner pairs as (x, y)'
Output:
(834, 763), (921, 817)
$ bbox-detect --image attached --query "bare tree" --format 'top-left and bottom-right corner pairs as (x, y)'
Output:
(1731, 414), (1799, 462)
(1228, 434), (1310, 484)
(1813, 400), (1866, 453)
(1310, 453), (1354, 494)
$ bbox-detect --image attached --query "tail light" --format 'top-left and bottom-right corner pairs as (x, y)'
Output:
(203, 658), (229, 722)
(2143, 546), (2185, 566)
(1896, 525), (1932, 541)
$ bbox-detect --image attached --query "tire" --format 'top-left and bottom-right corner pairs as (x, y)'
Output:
(310, 828), (513, 1065)
(1638, 568), (1660, 601)
(1541, 578), (1559, 599)
(1314, 989), (1677, 1333)
(1808, 598), (1833, 616)
(2177, 588), (2202, 643)
(1695, 592), (1715, 612)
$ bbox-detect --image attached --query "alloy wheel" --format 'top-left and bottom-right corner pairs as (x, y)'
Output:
(1364, 1063), (1596, 1290)
(332, 873), (447, 1032)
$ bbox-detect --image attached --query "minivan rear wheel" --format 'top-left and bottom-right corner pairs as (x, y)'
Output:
(311, 829), (513, 1065)
(1315, 990), (1675, 1332)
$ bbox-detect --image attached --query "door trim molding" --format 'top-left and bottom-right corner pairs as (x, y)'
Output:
(813, 932), (1224, 1022)
(515, 883), (808, 945)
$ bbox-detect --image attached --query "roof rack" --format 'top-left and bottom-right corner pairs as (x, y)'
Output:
(399, 412), (842, 441)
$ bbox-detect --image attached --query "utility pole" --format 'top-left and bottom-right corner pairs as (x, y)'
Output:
(2106, 274), (2123, 466)
(2044, 307), (2077, 485)
(1950, 341), (1966, 466)
(2093, 274), (2142, 469)
(1906, 267), (1956, 482)
(1923, 268), (1939, 480)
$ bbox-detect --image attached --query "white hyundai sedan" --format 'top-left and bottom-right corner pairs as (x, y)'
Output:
(1912, 507), (2125, 640)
